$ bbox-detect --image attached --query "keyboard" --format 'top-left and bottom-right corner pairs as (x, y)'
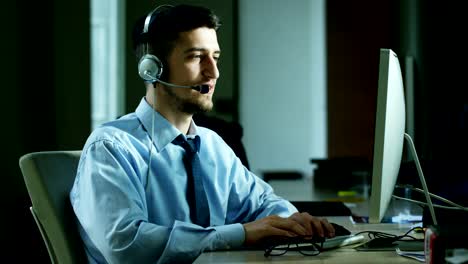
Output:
(330, 222), (351, 236)
(264, 223), (363, 250)
(270, 234), (365, 250)
(241, 222), (363, 252)
(313, 234), (365, 250)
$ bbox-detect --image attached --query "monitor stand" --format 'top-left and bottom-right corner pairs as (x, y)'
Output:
(404, 133), (438, 225)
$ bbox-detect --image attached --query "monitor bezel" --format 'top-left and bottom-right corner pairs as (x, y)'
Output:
(368, 49), (406, 223)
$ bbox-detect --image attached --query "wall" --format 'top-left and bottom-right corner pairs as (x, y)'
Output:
(3, 1), (90, 262)
(415, 1), (468, 163)
(239, 0), (327, 177)
(326, 0), (468, 200)
(403, 1), (468, 193)
(326, 0), (393, 160)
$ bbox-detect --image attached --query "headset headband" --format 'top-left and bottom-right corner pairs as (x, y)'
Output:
(142, 4), (174, 35)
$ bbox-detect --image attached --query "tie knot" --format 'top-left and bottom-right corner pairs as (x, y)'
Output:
(173, 134), (200, 154)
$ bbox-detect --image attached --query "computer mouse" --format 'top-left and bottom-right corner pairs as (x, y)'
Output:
(330, 222), (351, 236)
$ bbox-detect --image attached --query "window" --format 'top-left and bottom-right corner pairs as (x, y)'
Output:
(91, 0), (125, 130)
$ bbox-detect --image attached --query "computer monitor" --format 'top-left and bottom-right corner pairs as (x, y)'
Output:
(369, 49), (406, 224)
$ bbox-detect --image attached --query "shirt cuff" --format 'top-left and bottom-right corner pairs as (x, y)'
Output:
(214, 223), (245, 249)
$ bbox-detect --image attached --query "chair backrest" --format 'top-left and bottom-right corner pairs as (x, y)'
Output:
(19, 151), (86, 264)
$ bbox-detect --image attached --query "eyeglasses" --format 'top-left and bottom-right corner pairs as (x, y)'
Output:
(263, 236), (324, 257)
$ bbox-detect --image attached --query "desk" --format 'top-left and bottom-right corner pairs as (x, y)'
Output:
(195, 207), (422, 263)
(195, 222), (420, 263)
(195, 247), (418, 263)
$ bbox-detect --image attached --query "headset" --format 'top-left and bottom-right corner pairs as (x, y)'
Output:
(137, 4), (174, 83)
(136, 4), (209, 93)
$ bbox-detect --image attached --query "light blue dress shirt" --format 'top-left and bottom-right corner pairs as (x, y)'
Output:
(70, 98), (297, 263)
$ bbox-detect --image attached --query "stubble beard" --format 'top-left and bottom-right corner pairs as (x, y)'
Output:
(162, 86), (213, 115)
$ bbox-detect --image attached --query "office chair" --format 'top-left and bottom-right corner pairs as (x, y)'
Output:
(19, 151), (86, 264)
(193, 113), (250, 169)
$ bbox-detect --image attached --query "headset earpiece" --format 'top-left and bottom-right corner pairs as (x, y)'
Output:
(137, 4), (173, 83)
(138, 53), (163, 82)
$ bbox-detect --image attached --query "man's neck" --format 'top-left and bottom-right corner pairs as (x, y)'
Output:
(145, 95), (193, 135)
(159, 108), (193, 135)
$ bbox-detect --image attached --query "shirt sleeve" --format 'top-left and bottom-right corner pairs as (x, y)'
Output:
(225, 155), (298, 223)
(70, 139), (245, 264)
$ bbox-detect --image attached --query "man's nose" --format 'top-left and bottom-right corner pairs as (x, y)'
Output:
(203, 56), (219, 79)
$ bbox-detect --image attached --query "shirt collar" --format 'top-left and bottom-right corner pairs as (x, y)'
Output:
(135, 97), (200, 152)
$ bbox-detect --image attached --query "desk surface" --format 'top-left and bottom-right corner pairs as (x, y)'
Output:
(195, 222), (420, 263)
(195, 247), (419, 263)
(195, 213), (422, 263)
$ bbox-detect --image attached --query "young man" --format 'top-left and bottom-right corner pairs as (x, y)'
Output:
(70, 4), (335, 263)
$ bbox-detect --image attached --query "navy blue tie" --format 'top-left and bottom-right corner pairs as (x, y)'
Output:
(173, 135), (210, 227)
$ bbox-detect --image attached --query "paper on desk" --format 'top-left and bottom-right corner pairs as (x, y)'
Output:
(396, 248), (425, 262)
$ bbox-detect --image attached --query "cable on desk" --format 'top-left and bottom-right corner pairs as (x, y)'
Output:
(354, 226), (424, 247)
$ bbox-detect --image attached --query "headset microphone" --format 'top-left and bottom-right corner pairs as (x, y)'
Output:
(156, 79), (210, 94)
(190, 84), (210, 94)
(142, 71), (210, 94)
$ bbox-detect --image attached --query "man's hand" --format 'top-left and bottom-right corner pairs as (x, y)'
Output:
(288, 212), (335, 238)
(242, 215), (308, 246)
(242, 213), (335, 246)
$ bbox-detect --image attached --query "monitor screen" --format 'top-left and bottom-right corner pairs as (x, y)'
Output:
(369, 49), (406, 224)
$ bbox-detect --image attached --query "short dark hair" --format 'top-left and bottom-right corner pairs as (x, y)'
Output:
(132, 4), (221, 81)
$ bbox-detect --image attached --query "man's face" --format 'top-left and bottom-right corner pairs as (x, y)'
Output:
(162, 27), (220, 114)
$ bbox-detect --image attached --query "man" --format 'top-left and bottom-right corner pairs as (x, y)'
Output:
(70, 4), (335, 263)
